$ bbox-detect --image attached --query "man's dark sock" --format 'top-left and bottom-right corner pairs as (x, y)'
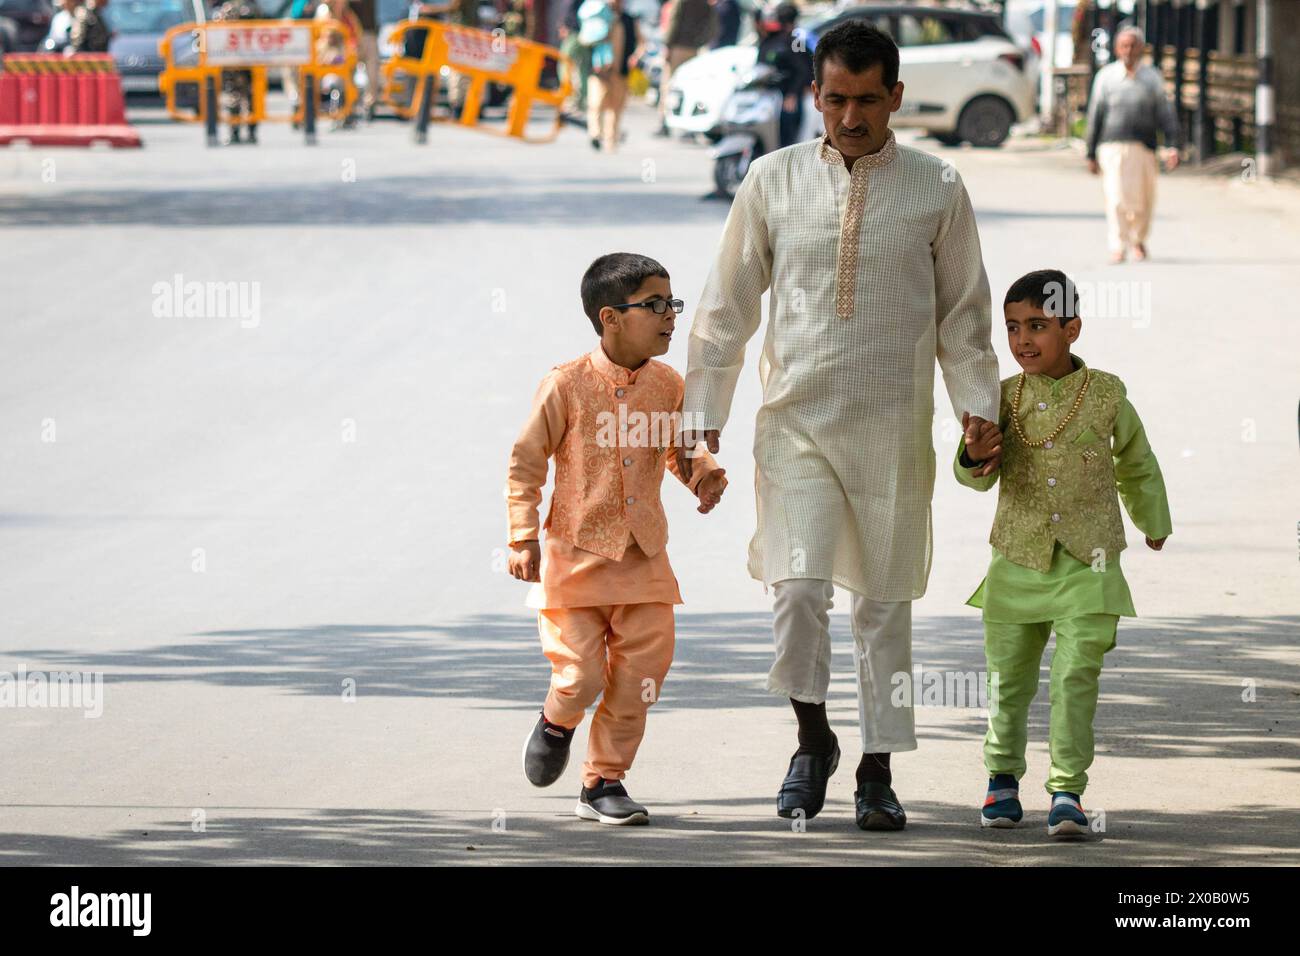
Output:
(790, 699), (834, 754)
(856, 752), (891, 788)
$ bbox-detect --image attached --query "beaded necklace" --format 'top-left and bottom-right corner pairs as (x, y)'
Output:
(1010, 367), (1091, 449)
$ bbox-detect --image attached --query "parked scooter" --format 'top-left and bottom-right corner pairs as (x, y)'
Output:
(710, 64), (783, 198)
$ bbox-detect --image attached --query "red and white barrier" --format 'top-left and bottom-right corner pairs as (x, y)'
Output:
(0, 57), (142, 148)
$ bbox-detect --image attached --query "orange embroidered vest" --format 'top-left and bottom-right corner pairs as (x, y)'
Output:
(544, 351), (686, 561)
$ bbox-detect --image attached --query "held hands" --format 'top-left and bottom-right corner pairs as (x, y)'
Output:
(507, 540), (541, 582)
(695, 468), (728, 514)
(676, 429), (721, 483)
(962, 412), (1003, 478)
(1161, 148), (1180, 172)
(1145, 536), (1167, 551)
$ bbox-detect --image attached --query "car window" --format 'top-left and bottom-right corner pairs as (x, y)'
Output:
(1029, 6), (1077, 33)
(896, 13), (956, 47)
(953, 14), (1002, 41)
(816, 10), (890, 35)
(0, 0), (52, 13)
(111, 0), (199, 34)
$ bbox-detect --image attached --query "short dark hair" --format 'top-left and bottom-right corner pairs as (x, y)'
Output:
(580, 253), (670, 335)
(1004, 269), (1081, 324)
(813, 19), (899, 88)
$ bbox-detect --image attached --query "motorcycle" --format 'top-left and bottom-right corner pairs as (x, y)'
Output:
(710, 64), (783, 199)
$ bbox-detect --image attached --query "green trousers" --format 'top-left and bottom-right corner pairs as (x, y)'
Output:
(983, 613), (1118, 795)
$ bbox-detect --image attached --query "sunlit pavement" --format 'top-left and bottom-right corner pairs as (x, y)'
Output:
(1, 94), (1296, 864)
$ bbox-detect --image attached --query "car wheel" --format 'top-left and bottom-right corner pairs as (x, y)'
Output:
(956, 95), (1014, 148)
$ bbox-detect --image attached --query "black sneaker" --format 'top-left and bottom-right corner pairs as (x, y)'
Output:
(522, 712), (573, 787)
(575, 779), (649, 826)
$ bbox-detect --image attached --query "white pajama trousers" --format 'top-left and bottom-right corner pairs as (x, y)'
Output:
(768, 578), (917, 754)
(1097, 140), (1158, 253)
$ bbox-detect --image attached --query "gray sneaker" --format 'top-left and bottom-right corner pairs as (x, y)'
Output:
(575, 779), (649, 826)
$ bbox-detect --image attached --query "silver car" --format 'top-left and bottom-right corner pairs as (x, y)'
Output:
(111, 0), (206, 95)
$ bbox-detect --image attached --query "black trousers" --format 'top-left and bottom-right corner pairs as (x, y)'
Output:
(779, 100), (804, 148)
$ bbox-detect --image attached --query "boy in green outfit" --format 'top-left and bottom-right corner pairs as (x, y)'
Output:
(957, 268), (1172, 837)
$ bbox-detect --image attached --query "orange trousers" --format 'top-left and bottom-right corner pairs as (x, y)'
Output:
(539, 602), (675, 788)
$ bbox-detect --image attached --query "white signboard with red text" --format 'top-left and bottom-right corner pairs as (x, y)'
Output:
(444, 29), (518, 76)
(205, 25), (313, 66)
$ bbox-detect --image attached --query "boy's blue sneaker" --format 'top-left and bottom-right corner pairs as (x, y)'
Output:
(1047, 791), (1089, 837)
(980, 773), (1023, 828)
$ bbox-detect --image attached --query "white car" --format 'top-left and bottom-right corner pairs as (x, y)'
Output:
(667, 2), (1037, 148)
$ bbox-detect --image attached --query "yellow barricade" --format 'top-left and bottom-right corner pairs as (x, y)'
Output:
(1, 53), (117, 74)
(158, 19), (357, 139)
(381, 20), (571, 144)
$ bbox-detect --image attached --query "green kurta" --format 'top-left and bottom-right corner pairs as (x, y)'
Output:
(955, 361), (1172, 624)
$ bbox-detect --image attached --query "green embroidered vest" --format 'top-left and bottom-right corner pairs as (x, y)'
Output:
(990, 359), (1128, 572)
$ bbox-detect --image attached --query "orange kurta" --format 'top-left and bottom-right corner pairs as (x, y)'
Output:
(506, 342), (718, 609)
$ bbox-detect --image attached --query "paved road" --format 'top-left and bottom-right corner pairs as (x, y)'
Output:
(1, 97), (1297, 864)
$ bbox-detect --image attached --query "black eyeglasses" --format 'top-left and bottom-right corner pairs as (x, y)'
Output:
(610, 297), (685, 315)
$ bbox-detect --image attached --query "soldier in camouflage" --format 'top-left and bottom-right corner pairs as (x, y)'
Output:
(68, 0), (113, 54)
(212, 0), (264, 144)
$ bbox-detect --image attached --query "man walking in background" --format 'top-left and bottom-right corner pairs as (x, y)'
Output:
(212, 0), (263, 144)
(350, 0), (382, 121)
(1085, 26), (1182, 263)
(655, 0), (717, 136)
(757, 2), (812, 147)
(68, 0), (112, 53)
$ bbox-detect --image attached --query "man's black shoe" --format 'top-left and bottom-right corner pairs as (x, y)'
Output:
(854, 781), (907, 831)
(522, 712), (572, 787)
(776, 733), (839, 820)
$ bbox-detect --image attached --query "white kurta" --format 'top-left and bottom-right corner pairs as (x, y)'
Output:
(684, 130), (1000, 602)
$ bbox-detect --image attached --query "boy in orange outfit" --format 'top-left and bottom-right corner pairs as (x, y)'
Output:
(506, 253), (729, 826)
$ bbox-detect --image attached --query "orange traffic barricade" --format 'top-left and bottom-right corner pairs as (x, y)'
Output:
(380, 20), (571, 144)
(158, 19), (358, 145)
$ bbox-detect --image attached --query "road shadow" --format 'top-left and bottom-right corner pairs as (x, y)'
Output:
(1, 799), (1295, 865)
(7, 612), (1296, 864)
(15, 613), (1299, 763)
(0, 171), (730, 229)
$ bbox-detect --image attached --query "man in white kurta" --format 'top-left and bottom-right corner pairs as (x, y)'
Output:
(681, 20), (1000, 829)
